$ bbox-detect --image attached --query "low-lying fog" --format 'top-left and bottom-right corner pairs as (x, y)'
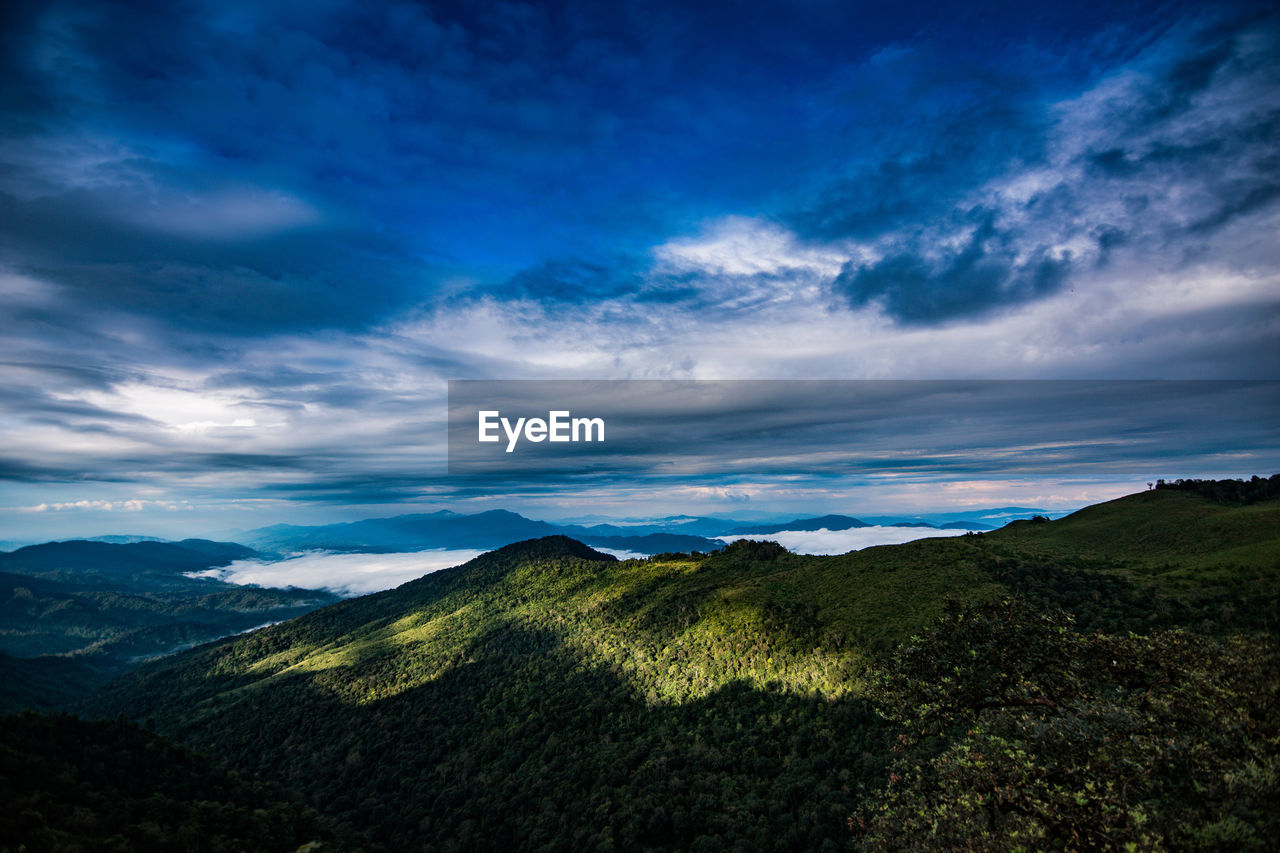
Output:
(717, 525), (971, 555)
(188, 549), (486, 596)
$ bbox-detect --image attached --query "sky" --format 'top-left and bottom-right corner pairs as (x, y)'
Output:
(2, 0), (1278, 541)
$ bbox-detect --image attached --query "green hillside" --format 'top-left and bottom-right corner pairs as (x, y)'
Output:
(990, 488), (1280, 569)
(0, 539), (339, 713)
(988, 488), (1280, 624)
(83, 489), (1280, 850)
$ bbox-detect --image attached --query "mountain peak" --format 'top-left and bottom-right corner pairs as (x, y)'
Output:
(487, 535), (618, 563)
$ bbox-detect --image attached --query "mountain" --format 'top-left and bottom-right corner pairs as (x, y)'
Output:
(927, 520), (994, 530)
(857, 506), (1059, 530)
(728, 514), (873, 534)
(83, 486), (1280, 850)
(732, 512), (880, 532)
(0, 653), (115, 715)
(725, 514), (987, 535)
(242, 509), (726, 554)
(243, 509), (564, 553)
(236, 506), (1066, 555)
(0, 539), (339, 709)
(564, 515), (759, 538)
(0, 569), (335, 663)
(575, 533), (724, 553)
(0, 539), (260, 590)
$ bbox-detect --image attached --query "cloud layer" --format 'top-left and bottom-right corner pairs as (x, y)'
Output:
(2, 1), (1277, 536)
(192, 549), (486, 597)
(718, 526), (972, 556)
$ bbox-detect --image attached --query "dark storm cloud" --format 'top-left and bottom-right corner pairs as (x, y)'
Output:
(832, 214), (1071, 323)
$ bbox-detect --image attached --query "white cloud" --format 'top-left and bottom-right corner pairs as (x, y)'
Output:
(21, 498), (193, 513)
(593, 547), (646, 560)
(192, 549), (486, 597)
(717, 526), (970, 556)
(655, 216), (850, 279)
(75, 380), (275, 433)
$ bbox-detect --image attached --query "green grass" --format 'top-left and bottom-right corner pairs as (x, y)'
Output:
(988, 490), (1280, 608)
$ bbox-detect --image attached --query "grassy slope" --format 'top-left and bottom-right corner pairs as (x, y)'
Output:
(989, 489), (1280, 600)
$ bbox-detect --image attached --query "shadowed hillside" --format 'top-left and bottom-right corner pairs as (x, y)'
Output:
(0, 712), (346, 851)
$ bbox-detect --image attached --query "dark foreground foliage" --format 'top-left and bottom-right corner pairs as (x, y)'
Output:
(0, 712), (346, 852)
(859, 598), (1280, 851)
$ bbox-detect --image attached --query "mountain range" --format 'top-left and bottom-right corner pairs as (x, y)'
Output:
(230, 507), (1018, 556)
(53, 480), (1280, 850)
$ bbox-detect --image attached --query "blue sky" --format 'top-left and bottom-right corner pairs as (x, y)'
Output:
(2, 0), (1278, 539)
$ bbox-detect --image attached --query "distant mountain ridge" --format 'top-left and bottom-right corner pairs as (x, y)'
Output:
(728, 514), (871, 534)
(0, 539), (259, 581)
(6, 508), (1058, 560)
(235, 507), (1038, 555)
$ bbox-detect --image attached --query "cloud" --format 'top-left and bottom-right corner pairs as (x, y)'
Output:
(805, 10), (1280, 324)
(833, 214), (1073, 323)
(192, 549), (485, 597)
(655, 217), (846, 280)
(446, 380), (1280, 500)
(21, 498), (194, 513)
(593, 547), (647, 561)
(718, 526), (970, 556)
(495, 258), (645, 304)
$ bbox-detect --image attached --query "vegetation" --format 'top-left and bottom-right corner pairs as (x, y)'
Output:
(0, 711), (344, 851)
(68, 486), (1277, 850)
(859, 597), (1278, 850)
(0, 571), (335, 662)
(0, 539), (337, 711)
(1153, 474), (1280, 505)
(0, 653), (116, 715)
(88, 537), (899, 849)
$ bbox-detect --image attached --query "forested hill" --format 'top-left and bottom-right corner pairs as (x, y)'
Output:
(0, 538), (259, 579)
(0, 538), (338, 704)
(78, 487), (1279, 851)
